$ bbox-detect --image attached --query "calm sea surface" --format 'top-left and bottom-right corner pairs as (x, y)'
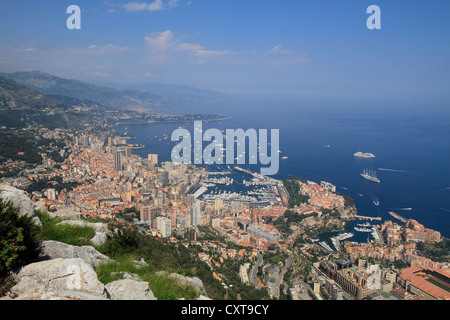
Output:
(114, 96), (450, 239)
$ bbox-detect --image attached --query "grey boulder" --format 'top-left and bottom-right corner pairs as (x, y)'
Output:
(38, 240), (113, 268)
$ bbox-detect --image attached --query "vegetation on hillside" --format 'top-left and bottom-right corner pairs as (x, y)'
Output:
(23, 176), (81, 195)
(416, 238), (450, 263)
(273, 209), (318, 236)
(35, 210), (95, 246)
(0, 201), (274, 300)
(0, 199), (40, 296)
(95, 221), (227, 299)
(0, 206), (220, 299)
(283, 178), (309, 208)
(0, 200), (40, 276)
(0, 131), (43, 166)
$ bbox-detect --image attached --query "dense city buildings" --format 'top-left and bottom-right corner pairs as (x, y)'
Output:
(1, 127), (448, 301)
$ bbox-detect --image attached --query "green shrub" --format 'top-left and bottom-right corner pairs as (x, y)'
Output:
(35, 210), (95, 246)
(143, 272), (198, 300)
(95, 254), (198, 300)
(98, 222), (225, 300)
(0, 199), (40, 277)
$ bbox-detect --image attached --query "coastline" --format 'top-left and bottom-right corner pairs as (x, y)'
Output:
(113, 116), (231, 126)
(111, 109), (450, 240)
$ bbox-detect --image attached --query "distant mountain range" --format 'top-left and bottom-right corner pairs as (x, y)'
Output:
(0, 76), (227, 129)
(0, 76), (109, 129)
(0, 71), (225, 110)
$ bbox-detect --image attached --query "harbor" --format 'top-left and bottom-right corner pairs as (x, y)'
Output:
(330, 232), (354, 252)
(195, 164), (285, 207)
(317, 232), (355, 252)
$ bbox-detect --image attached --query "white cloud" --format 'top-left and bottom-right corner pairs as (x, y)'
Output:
(124, 0), (164, 12)
(87, 71), (111, 77)
(143, 72), (154, 77)
(168, 0), (180, 8)
(147, 0), (165, 10)
(85, 44), (132, 55)
(177, 42), (231, 57)
(144, 30), (232, 64)
(143, 30), (308, 67)
(123, 0), (178, 12)
(145, 30), (175, 51)
(250, 44), (310, 66)
(269, 44), (282, 54)
(0, 44), (134, 78)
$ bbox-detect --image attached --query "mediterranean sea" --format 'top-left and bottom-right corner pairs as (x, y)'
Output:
(114, 95), (450, 240)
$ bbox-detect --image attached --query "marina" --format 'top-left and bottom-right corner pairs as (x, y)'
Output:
(203, 176), (234, 186)
(330, 232), (354, 251)
(196, 165), (284, 207)
(371, 226), (382, 243)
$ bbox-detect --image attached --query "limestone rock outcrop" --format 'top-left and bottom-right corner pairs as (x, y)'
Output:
(3, 258), (107, 300)
(2, 258), (158, 300)
(169, 273), (207, 296)
(38, 240), (113, 268)
(0, 184), (41, 226)
(105, 279), (157, 300)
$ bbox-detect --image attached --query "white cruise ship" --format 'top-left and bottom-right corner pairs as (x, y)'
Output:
(354, 152), (376, 159)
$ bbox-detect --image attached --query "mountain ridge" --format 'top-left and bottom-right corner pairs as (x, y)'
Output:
(0, 76), (108, 129)
(0, 71), (225, 110)
(0, 76), (228, 129)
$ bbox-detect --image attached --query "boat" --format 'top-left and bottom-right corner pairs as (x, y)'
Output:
(371, 195), (380, 206)
(319, 241), (333, 252)
(331, 238), (340, 251)
(339, 232), (353, 239)
(357, 222), (371, 227)
(330, 232), (354, 251)
(354, 152), (376, 159)
(360, 168), (380, 183)
(355, 227), (372, 232)
(371, 226), (381, 242)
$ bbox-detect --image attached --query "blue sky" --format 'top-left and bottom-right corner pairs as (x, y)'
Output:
(0, 0), (449, 101)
